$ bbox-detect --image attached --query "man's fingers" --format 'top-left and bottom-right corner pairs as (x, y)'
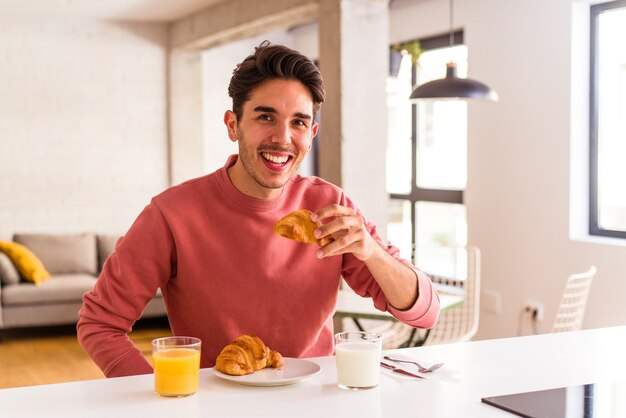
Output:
(311, 204), (355, 221)
(317, 235), (358, 258)
(315, 212), (361, 239)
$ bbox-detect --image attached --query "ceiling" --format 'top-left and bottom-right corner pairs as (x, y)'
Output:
(0, 0), (228, 22)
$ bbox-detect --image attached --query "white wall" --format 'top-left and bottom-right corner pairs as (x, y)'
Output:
(0, 17), (169, 239)
(391, 0), (626, 340)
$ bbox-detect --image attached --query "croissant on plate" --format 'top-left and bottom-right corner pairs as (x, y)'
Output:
(274, 209), (333, 246)
(215, 335), (284, 376)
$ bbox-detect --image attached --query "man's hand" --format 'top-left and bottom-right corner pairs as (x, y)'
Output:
(311, 204), (382, 261)
(312, 204), (420, 310)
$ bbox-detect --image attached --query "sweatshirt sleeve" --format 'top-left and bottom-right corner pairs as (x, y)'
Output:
(342, 245), (440, 329)
(339, 198), (440, 329)
(77, 200), (176, 377)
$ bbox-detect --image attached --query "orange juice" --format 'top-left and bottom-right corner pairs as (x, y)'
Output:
(153, 348), (201, 397)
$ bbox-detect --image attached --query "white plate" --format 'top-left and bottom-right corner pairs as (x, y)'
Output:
(213, 358), (322, 387)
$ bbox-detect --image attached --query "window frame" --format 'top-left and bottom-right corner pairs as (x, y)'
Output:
(388, 31), (465, 263)
(589, 0), (626, 239)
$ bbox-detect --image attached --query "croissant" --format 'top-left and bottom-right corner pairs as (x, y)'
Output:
(274, 209), (332, 246)
(215, 335), (284, 376)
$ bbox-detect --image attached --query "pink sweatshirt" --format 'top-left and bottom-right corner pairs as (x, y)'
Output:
(77, 155), (439, 377)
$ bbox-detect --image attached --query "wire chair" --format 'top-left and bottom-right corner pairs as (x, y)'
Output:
(420, 246), (481, 345)
(552, 266), (596, 333)
(373, 246), (481, 348)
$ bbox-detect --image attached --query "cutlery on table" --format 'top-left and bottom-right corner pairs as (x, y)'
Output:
(380, 361), (425, 379)
(383, 355), (444, 373)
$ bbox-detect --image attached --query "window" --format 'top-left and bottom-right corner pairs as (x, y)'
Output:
(590, 0), (626, 239)
(386, 33), (467, 278)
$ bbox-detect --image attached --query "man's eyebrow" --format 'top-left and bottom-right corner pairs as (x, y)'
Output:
(293, 112), (312, 121)
(253, 106), (277, 113)
(253, 106), (312, 121)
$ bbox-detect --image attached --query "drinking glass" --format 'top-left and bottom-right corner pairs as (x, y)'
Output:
(335, 331), (382, 390)
(152, 336), (201, 397)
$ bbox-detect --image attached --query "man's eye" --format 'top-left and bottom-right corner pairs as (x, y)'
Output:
(258, 114), (273, 121)
(293, 120), (307, 127)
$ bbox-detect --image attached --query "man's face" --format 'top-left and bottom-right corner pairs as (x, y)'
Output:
(224, 78), (319, 199)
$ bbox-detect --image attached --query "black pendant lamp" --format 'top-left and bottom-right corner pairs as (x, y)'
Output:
(409, 0), (498, 102)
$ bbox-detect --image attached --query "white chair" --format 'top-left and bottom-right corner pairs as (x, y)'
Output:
(552, 266), (596, 333)
(420, 246), (481, 345)
(373, 246), (481, 348)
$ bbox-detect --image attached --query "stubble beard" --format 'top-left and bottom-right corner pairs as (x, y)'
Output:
(238, 133), (302, 191)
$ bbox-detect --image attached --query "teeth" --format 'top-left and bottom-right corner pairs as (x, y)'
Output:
(262, 153), (289, 164)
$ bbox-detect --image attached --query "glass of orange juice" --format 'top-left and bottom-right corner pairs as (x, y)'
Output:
(152, 336), (201, 397)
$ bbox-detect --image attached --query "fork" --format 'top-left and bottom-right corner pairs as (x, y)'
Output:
(383, 355), (444, 373)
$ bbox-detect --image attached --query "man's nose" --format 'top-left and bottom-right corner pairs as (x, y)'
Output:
(271, 122), (291, 145)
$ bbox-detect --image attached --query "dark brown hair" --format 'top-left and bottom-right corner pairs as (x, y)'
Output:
(228, 40), (325, 120)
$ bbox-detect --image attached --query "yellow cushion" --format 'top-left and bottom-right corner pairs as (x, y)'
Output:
(0, 241), (51, 285)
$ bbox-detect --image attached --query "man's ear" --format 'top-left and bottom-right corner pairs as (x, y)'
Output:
(224, 110), (238, 142)
(307, 123), (319, 151)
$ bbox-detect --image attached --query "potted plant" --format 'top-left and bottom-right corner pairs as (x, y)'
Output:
(389, 40), (422, 77)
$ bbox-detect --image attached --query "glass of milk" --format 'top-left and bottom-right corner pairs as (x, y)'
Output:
(335, 331), (383, 390)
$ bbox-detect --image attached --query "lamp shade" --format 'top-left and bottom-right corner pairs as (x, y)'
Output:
(409, 62), (498, 101)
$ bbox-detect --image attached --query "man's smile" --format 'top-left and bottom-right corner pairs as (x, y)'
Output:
(260, 151), (294, 171)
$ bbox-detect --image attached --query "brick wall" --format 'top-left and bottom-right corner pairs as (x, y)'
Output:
(0, 17), (169, 239)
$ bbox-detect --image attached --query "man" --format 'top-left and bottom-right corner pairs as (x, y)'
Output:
(77, 41), (439, 378)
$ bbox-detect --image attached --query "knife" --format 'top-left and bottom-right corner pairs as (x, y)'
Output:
(380, 361), (425, 379)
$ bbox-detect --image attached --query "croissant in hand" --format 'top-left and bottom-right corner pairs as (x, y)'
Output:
(215, 335), (284, 376)
(274, 209), (332, 246)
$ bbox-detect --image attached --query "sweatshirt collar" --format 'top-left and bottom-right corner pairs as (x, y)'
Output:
(217, 154), (286, 211)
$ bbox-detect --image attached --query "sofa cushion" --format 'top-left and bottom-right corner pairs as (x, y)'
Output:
(1, 273), (97, 305)
(0, 252), (21, 285)
(14, 233), (97, 275)
(97, 234), (120, 273)
(0, 241), (51, 285)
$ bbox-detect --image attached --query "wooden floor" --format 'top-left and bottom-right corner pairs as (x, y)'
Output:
(0, 317), (171, 389)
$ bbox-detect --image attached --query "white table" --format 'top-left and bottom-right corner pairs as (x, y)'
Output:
(334, 289), (463, 320)
(2, 326), (625, 417)
(334, 289), (464, 346)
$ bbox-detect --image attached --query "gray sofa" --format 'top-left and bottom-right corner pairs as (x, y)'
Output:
(0, 233), (166, 331)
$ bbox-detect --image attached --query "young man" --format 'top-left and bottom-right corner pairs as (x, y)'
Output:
(77, 41), (440, 378)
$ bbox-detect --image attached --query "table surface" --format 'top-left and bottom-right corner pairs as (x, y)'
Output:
(334, 288), (464, 319)
(3, 326), (625, 417)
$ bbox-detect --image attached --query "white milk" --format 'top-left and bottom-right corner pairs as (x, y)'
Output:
(335, 341), (381, 389)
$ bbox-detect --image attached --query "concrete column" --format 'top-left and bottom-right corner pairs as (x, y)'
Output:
(318, 0), (390, 237)
(168, 48), (205, 185)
